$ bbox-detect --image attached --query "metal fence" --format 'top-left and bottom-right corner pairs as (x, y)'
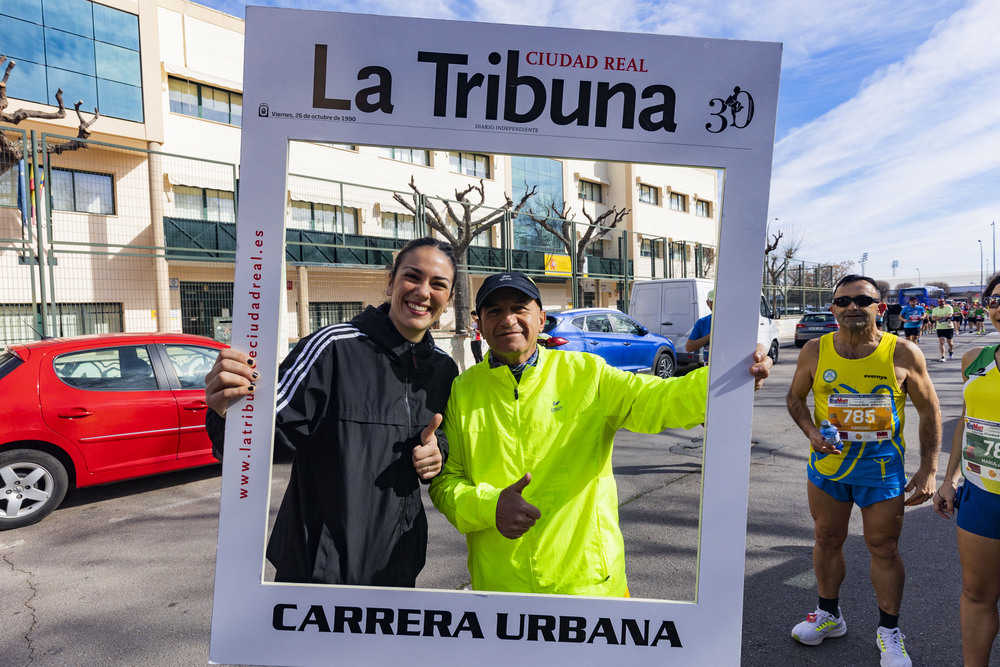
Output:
(763, 258), (838, 317)
(0, 131), (718, 346)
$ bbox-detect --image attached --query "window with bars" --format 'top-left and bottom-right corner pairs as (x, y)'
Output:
(638, 183), (659, 205)
(449, 152), (490, 178)
(289, 201), (358, 234)
(309, 302), (364, 331)
(669, 192), (688, 212)
(173, 186), (236, 222)
(578, 179), (602, 203)
(51, 168), (115, 214)
(168, 77), (243, 126)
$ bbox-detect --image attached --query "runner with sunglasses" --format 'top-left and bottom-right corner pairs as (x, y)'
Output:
(934, 274), (1000, 666)
(787, 274), (942, 667)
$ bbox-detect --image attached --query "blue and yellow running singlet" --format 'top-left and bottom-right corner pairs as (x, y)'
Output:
(810, 333), (906, 487)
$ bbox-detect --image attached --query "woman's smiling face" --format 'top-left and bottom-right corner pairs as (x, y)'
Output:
(386, 245), (454, 342)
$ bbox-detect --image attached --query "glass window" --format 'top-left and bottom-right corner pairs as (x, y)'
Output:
(42, 0), (93, 38)
(585, 315), (612, 333)
(167, 77), (241, 126)
(669, 192), (688, 212)
(0, 168), (19, 208)
(43, 27), (97, 75)
(46, 67), (97, 109)
(449, 152), (490, 178)
(511, 155), (564, 252)
(570, 316), (585, 330)
(164, 345), (218, 389)
(7, 59), (49, 104)
(308, 302), (363, 330)
(640, 239), (652, 257)
(96, 79), (143, 122)
(93, 3), (139, 50)
(639, 183), (659, 205)
(376, 147), (431, 165)
(612, 314), (642, 335)
(3, 0), (43, 24)
(578, 180), (602, 203)
(53, 344), (156, 391)
(206, 189), (236, 223)
(50, 168), (114, 214)
(290, 201), (356, 233)
(381, 212), (415, 239)
(695, 199), (711, 217)
(94, 41), (140, 86)
(1, 15), (45, 65)
(169, 78), (198, 117)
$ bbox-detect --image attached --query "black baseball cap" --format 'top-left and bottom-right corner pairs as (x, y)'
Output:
(476, 272), (542, 312)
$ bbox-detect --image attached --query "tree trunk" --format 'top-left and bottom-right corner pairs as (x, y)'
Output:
(452, 244), (471, 334)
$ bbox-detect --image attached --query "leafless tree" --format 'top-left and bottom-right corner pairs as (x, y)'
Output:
(526, 201), (630, 307)
(1, 55), (100, 177)
(393, 176), (536, 334)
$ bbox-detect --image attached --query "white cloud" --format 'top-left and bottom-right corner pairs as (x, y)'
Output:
(768, 0), (1000, 275)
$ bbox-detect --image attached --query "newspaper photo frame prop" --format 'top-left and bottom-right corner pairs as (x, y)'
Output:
(210, 9), (780, 665)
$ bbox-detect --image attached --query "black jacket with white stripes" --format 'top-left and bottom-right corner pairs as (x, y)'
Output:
(207, 303), (458, 586)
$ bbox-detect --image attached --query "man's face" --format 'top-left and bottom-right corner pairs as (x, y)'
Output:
(831, 281), (880, 332)
(478, 288), (545, 365)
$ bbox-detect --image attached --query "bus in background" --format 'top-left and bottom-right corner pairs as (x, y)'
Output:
(898, 285), (944, 307)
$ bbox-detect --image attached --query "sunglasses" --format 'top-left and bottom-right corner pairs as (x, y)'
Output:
(986, 295), (1000, 309)
(832, 295), (878, 308)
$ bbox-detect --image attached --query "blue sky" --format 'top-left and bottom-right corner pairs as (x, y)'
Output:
(197, 0), (999, 281)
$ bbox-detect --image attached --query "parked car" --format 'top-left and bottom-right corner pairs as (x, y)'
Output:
(794, 312), (839, 347)
(0, 332), (227, 529)
(540, 308), (677, 378)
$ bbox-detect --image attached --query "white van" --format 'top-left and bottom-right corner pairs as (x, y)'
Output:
(629, 278), (780, 367)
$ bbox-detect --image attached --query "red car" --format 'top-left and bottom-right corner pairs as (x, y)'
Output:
(0, 333), (226, 529)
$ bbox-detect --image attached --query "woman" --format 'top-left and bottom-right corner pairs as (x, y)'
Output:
(205, 237), (459, 586)
(934, 273), (1000, 666)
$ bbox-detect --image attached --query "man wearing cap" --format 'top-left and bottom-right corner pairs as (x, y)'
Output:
(429, 271), (771, 597)
(685, 289), (714, 363)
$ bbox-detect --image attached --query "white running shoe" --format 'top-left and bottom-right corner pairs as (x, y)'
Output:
(939, 357), (946, 362)
(876, 626), (911, 667)
(791, 607), (847, 645)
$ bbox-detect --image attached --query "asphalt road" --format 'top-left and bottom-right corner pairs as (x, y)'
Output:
(2, 330), (997, 666)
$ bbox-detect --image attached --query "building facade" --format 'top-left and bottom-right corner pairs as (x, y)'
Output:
(1, 0), (720, 347)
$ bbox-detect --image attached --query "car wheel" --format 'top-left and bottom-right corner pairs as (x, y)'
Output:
(0, 450), (69, 530)
(794, 340), (804, 348)
(654, 351), (676, 378)
(767, 340), (780, 363)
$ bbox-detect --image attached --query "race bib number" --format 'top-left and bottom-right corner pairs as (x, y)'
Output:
(827, 393), (895, 442)
(964, 417), (1000, 481)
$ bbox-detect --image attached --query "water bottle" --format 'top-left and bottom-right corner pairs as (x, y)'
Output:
(819, 419), (842, 447)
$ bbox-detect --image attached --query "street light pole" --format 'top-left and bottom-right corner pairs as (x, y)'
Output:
(861, 252), (868, 276)
(979, 240), (984, 292)
(916, 267), (921, 286)
(992, 221), (996, 279)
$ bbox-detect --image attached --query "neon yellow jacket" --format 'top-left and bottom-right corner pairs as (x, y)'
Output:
(429, 349), (708, 596)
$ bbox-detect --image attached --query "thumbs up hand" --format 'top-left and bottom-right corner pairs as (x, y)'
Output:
(496, 473), (542, 539)
(412, 413), (444, 480)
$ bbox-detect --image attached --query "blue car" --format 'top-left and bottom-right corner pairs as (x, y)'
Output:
(540, 308), (676, 377)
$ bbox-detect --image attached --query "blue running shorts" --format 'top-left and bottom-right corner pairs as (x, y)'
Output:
(808, 470), (904, 507)
(956, 482), (1000, 540)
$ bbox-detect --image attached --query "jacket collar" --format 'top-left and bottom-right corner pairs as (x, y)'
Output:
(352, 303), (438, 369)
